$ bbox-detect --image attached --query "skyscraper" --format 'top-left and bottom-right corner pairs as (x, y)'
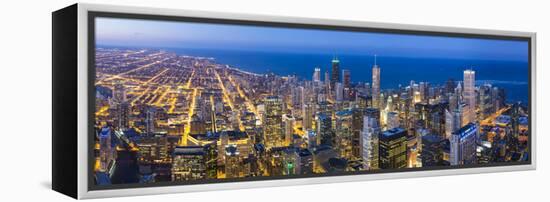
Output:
(492, 87), (506, 113)
(372, 55), (381, 109)
(364, 107), (381, 126)
(172, 146), (207, 181)
(387, 111), (399, 129)
(145, 106), (156, 135)
(479, 84), (493, 119)
(445, 78), (456, 94)
(98, 127), (113, 172)
(379, 127), (407, 169)
(331, 56), (340, 93)
(342, 69), (351, 89)
(421, 134), (444, 167)
(450, 123), (477, 166)
(335, 110), (353, 160)
(324, 70), (330, 90)
(113, 80), (127, 103)
(291, 86), (304, 110)
(419, 82), (429, 102)
(335, 82), (344, 102)
(362, 116), (380, 170)
(302, 103), (314, 131)
(351, 108), (364, 160)
(317, 112), (334, 146)
(307, 130), (318, 149)
(444, 108), (462, 139)
(225, 145), (242, 178)
(463, 70), (476, 124)
(190, 114), (206, 135)
(282, 114), (295, 146)
(264, 96), (284, 148)
(117, 101), (130, 130)
(313, 67), (321, 83)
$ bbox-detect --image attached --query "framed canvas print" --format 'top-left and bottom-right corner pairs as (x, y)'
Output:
(52, 3), (536, 199)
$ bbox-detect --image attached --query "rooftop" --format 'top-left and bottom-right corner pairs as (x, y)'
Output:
(381, 127), (407, 139)
(455, 123), (477, 139)
(335, 110), (352, 117)
(225, 145), (239, 156)
(173, 146), (205, 156)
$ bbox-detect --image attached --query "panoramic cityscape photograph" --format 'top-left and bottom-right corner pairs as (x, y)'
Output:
(92, 17), (530, 186)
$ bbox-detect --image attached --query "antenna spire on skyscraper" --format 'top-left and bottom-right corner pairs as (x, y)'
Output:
(374, 54), (378, 66)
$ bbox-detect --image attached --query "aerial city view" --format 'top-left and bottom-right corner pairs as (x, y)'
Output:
(92, 17), (530, 185)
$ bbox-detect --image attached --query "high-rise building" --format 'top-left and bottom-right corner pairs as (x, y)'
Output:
(459, 103), (469, 128)
(282, 114), (295, 146)
(264, 96), (284, 148)
(113, 81), (127, 103)
(450, 123), (477, 165)
(316, 112), (334, 147)
(291, 86), (304, 110)
(362, 116), (380, 170)
(479, 84), (493, 119)
(331, 57), (340, 92)
(313, 67), (321, 83)
(421, 134), (445, 167)
(351, 108), (364, 160)
(387, 111), (399, 129)
(145, 106), (156, 135)
(372, 56), (381, 108)
(335, 110), (354, 160)
(204, 143), (218, 179)
(444, 108), (462, 139)
(225, 145), (242, 178)
(111, 148), (139, 184)
(335, 82), (344, 102)
(342, 69), (351, 89)
(190, 114), (206, 135)
(281, 149), (301, 175)
(137, 133), (168, 164)
(172, 146), (207, 181)
(415, 102), (446, 136)
(357, 94), (371, 108)
(445, 78), (456, 94)
(364, 107), (381, 126)
(492, 87), (506, 112)
(448, 92), (458, 112)
(117, 101), (130, 130)
(307, 130), (318, 149)
(419, 82), (429, 102)
(324, 70), (330, 91)
(379, 127), (408, 169)
(463, 70), (476, 123)
(302, 103), (314, 131)
(98, 127), (113, 172)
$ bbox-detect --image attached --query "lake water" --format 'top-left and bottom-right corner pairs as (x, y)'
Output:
(166, 48), (529, 103)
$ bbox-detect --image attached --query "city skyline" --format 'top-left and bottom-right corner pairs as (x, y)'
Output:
(92, 17), (530, 187)
(93, 47), (529, 186)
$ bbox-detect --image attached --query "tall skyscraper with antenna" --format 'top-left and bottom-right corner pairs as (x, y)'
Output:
(372, 55), (381, 108)
(331, 56), (340, 93)
(463, 69), (476, 124)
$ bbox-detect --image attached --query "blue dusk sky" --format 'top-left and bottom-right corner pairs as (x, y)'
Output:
(95, 17), (529, 61)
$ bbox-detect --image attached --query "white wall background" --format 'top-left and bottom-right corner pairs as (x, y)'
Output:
(0, 0), (547, 201)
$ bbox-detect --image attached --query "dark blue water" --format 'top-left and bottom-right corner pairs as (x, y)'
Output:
(165, 48), (528, 103)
